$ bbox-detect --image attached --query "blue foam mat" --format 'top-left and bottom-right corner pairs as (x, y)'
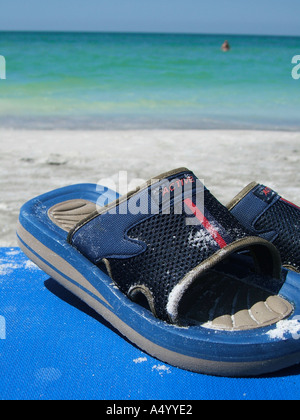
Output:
(1, 247), (300, 400)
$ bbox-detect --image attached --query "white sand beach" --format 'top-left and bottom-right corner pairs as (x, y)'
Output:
(0, 129), (299, 247)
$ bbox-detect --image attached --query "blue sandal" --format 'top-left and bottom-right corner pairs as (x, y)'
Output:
(17, 168), (300, 376)
(228, 183), (300, 273)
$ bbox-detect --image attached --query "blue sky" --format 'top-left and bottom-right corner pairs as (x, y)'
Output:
(1, 0), (300, 36)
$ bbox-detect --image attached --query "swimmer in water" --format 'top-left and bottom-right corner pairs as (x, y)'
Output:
(221, 40), (230, 52)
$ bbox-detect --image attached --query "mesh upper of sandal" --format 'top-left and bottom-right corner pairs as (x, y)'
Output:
(58, 168), (291, 329)
(229, 183), (300, 273)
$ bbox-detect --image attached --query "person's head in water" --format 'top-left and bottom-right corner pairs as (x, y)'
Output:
(221, 40), (230, 52)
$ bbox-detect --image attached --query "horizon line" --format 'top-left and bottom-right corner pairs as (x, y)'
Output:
(0, 29), (299, 38)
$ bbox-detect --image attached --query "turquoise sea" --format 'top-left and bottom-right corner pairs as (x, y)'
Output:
(0, 31), (299, 129)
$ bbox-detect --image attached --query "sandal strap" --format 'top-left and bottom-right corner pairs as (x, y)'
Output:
(69, 168), (282, 323)
(229, 183), (300, 273)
